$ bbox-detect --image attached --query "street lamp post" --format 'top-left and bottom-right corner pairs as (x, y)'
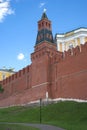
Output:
(40, 98), (42, 124)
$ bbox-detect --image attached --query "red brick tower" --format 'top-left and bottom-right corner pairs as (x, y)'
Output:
(31, 11), (58, 100)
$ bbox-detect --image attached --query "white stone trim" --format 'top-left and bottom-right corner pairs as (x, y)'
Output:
(57, 42), (60, 51)
(32, 82), (49, 88)
(56, 29), (87, 43)
(74, 28), (87, 33)
(56, 34), (87, 43)
(52, 98), (87, 103)
(80, 36), (85, 45)
(0, 97), (87, 108)
(75, 38), (78, 46)
(62, 42), (65, 52)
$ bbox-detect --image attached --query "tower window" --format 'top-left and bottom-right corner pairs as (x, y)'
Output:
(42, 22), (44, 27)
(46, 22), (47, 26)
(49, 23), (50, 28)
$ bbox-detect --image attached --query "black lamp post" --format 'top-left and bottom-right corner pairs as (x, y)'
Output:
(40, 98), (42, 124)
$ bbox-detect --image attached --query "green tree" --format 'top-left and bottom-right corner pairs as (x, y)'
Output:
(0, 84), (4, 93)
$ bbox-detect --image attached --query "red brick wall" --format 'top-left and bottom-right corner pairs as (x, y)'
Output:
(0, 43), (87, 107)
(0, 42), (54, 107)
(0, 65), (31, 99)
(51, 43), (87, 100)
(0, 84), (47, 107)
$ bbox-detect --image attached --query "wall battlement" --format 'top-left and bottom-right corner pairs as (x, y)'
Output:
(65, 42), (87, 57)
(2, 65), (31, 86)
(51, 42), (87, 64)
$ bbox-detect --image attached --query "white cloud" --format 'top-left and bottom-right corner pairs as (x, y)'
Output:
(0, 0), (3, 2)
(39, 2), (45, 8)
(0, 0), (14, 22)
(17, 53), (25, 60)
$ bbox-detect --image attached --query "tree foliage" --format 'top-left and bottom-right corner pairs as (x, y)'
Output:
(0, 84), (4, 93)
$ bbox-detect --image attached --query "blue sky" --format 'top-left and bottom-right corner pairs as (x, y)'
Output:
(0, 0), (87, 71)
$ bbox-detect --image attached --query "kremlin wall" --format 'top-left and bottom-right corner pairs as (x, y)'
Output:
(0, 12), (87, 107)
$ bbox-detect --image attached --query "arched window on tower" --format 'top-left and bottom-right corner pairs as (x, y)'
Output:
(46, 22), (47, 26)
(42, 22), (44, 27)
(49, 23), (51, 29)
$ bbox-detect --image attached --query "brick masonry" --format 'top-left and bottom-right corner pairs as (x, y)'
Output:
(0, 13), (87, 107)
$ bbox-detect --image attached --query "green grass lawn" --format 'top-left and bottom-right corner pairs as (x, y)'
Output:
(0, 101), (87, 130)
(0, 123), (39, 130)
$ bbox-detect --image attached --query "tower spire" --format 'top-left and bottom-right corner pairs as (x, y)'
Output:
(36, 11), (54, 45)
(41, 8), (48, 19)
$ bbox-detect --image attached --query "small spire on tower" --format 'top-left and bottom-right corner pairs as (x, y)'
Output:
(41, 8), (48, 19)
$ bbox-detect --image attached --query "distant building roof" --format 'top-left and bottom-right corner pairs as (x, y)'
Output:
(56, 27), (87, 36)
(0, 69), (16, 73)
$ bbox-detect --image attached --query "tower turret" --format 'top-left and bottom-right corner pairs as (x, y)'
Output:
(31, 11), (58, 100)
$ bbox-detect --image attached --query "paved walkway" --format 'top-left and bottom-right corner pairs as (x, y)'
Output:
(0, 123), (65, 130)
(25, 123), (65, 130)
